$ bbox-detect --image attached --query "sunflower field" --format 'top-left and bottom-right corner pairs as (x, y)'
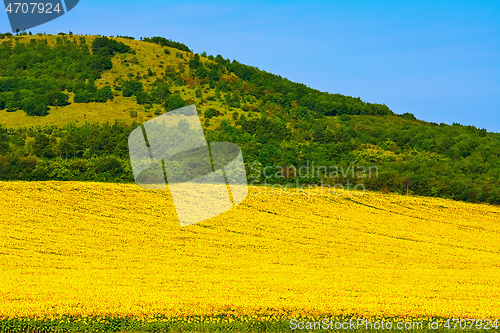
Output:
(0, 181), (499, 331)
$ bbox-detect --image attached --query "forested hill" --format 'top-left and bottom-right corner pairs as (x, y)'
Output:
(0, 32), (499, 205)
(0, 32), (392, 120)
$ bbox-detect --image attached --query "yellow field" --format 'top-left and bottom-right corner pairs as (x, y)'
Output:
(0, 181), (499, 319)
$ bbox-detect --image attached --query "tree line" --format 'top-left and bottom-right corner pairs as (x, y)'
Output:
(0, 114), (498, 204)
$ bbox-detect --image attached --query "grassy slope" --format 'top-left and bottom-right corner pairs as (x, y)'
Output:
(0, 181), (499, 318)
(0, 35), (240, 129)
(0, 35), (426, 131)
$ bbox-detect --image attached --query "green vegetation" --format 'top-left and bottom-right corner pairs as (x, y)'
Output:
(0, 33), (498, 205)
(0, 35), (133, 116)
(0, 315), (489, 333)
(141, 36), (192, 52)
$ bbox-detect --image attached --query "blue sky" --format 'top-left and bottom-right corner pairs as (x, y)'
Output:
(2, 0), (499, 132)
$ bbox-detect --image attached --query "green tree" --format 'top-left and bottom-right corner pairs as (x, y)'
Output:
(151, 84), (171, 103)
(188, 54), (202, 70)
(74, 91), (92, 103)
(94, 86), (113, 103)
(47, 91), (70, 107)
(23, 97), (49, 116)
(32, 133), (51, 157)
(204, 108), (219, 119)
(90, 56), (112, 72)
(0, 126), (9, 154)
(195, 89), (202, 99)
(136, 91), (150, 105)
(164, 94), (187, 111)
(121, 79), (143, 97)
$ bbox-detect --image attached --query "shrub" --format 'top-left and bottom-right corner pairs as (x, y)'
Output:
(204, 108), (219, 119)
(94, 86), (114, 103)
(136, 91), (150, 105)
(339, 114), (351, 121)
(74, 91), (92, 103)
(121, 79), (143, 97)
(164, 94), (187, 111)
(195, 89), (202, 98)
(401, 112), (417, 120)
(47, 91), (70, 107)
(22, 97), (49, 116)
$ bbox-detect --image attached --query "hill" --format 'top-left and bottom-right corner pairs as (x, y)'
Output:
(0, 33), (391, 126)
(0, 33), (499, 204)
(0, 181), (499, 319)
